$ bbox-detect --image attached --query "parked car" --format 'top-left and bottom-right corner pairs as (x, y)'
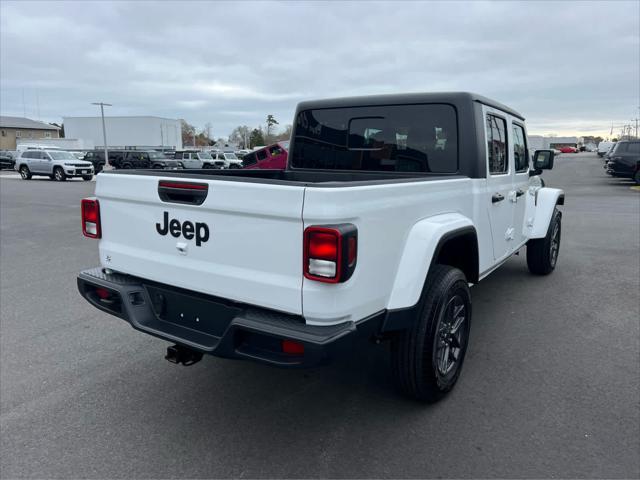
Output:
(597, 141), (615, 157)
(107, 150), (180, 169)
(0, 150), (17, 170)
(82, 150), (108, 173)
(77, 92), (564, 402)
(212, 151), (243, 169)
(242, 142), (288, 169)
(558, 146), (578, 154)
(234, 149), (252, 159)
(173, 150), (219, 169)
(602, 142), (617, 162)
(16, 149), (94, 181)
(604, 141), (640, 184)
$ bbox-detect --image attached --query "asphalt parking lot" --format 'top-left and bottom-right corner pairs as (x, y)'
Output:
(1, 153), (638, 479)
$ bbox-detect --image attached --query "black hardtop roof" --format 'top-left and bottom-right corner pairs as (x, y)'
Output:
(295, 91), (524, 121)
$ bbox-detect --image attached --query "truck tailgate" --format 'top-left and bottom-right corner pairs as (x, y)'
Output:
(95, 173), (305, 314)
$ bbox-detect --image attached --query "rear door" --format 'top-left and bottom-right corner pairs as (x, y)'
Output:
(95, 174), (306, 314)
(484, 110), (513, 261)
(511, 122), (531, 248)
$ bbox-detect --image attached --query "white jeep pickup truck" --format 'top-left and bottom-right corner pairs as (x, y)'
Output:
(78, 92), (564, 402)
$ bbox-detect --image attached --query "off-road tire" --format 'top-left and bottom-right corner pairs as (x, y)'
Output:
(391, 264), (472, 402)
(527, 208), (561, 275)
(53, 167), (66, 181)
(19, 165), (32, 180)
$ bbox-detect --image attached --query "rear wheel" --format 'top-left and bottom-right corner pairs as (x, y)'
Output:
(391, 264), (471, 402)
(527, 208), (561, 275)
(19, 165), (32, 180)
(122, 163), (132, 169)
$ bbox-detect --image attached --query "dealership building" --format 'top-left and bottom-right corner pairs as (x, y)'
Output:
(63, 116), (182, 150)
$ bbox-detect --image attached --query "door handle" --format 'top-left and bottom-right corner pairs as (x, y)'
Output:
(516, 189), (525, 197)
(492, 193), (505, 203)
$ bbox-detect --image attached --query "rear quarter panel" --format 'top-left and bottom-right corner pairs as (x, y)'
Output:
(301, 178), (476, 325)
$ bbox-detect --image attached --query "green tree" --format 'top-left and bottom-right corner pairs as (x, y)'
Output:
(250, 127), (265, 148)
(266, 114), (279, 139)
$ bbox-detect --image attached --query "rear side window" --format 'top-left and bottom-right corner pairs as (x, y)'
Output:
(256, 149), (267, 161)
(291, 104), (458, 173)
(243, 153), (257, 166)
(512, 124), (528, 172)
(487, 114), (508, 174)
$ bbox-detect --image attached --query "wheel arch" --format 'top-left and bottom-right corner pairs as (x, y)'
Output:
(530, 187), (565, 239)
(386, 213), (478, 312)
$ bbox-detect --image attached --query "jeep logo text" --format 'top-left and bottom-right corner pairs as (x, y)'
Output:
(156, 211), (209, 246)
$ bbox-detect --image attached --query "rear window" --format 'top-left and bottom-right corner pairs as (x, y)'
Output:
(291, 104), (458, 173)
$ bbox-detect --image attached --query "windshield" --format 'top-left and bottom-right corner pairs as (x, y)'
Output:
(223, 153), (238, 160)
(291, 103), (458, 173)
(199, 152), (213, 160)
(148, 152), (166, 160)
(49, 151), (77, 160)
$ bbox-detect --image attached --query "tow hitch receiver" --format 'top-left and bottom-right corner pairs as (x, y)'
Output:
(165, 345), (203, 366)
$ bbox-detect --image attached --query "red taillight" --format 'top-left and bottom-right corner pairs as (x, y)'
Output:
(81, 197), (101, 239)
(281, 339), (305, 355)
(308, 231), (338, 261)
(95, 287), (111, 299)
(303, 224), (357, 283)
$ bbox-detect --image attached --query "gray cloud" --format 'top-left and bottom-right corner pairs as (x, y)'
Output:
(1, 0), (638, 137)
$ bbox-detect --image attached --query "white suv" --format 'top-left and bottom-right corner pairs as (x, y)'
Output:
(16, 150), (94, 181)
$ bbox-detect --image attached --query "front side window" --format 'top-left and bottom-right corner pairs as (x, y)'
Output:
(256, 149), (267, 161)
(512, 124), (528, 172)
(291, 103), (458, 173)
(269, 145), (284, 156)
(487, 114), (508, 174)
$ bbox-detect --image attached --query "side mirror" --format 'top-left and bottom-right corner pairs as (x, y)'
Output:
(533, 150), (554, 172)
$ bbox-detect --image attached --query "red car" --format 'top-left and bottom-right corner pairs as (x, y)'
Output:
(242, 142), (288, 169)
(558, 146), (578, 153)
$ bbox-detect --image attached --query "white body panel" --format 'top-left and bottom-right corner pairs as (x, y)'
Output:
(96, 174), (305, 314)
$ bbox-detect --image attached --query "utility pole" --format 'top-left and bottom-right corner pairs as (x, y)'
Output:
(92, 102), (112, 171)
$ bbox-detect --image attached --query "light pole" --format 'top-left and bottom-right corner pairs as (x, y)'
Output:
(92, 102), (112, 171)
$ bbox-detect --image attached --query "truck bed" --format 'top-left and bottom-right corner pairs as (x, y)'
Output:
(102, 168), (464, 187)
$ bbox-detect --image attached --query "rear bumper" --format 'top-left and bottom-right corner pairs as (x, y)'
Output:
(77, 267), (383, 367)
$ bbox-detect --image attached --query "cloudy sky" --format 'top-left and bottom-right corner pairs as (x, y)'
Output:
(1, 1), (638, 138)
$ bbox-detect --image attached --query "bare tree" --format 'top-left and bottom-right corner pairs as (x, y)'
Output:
(229, 125), (251, 148)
